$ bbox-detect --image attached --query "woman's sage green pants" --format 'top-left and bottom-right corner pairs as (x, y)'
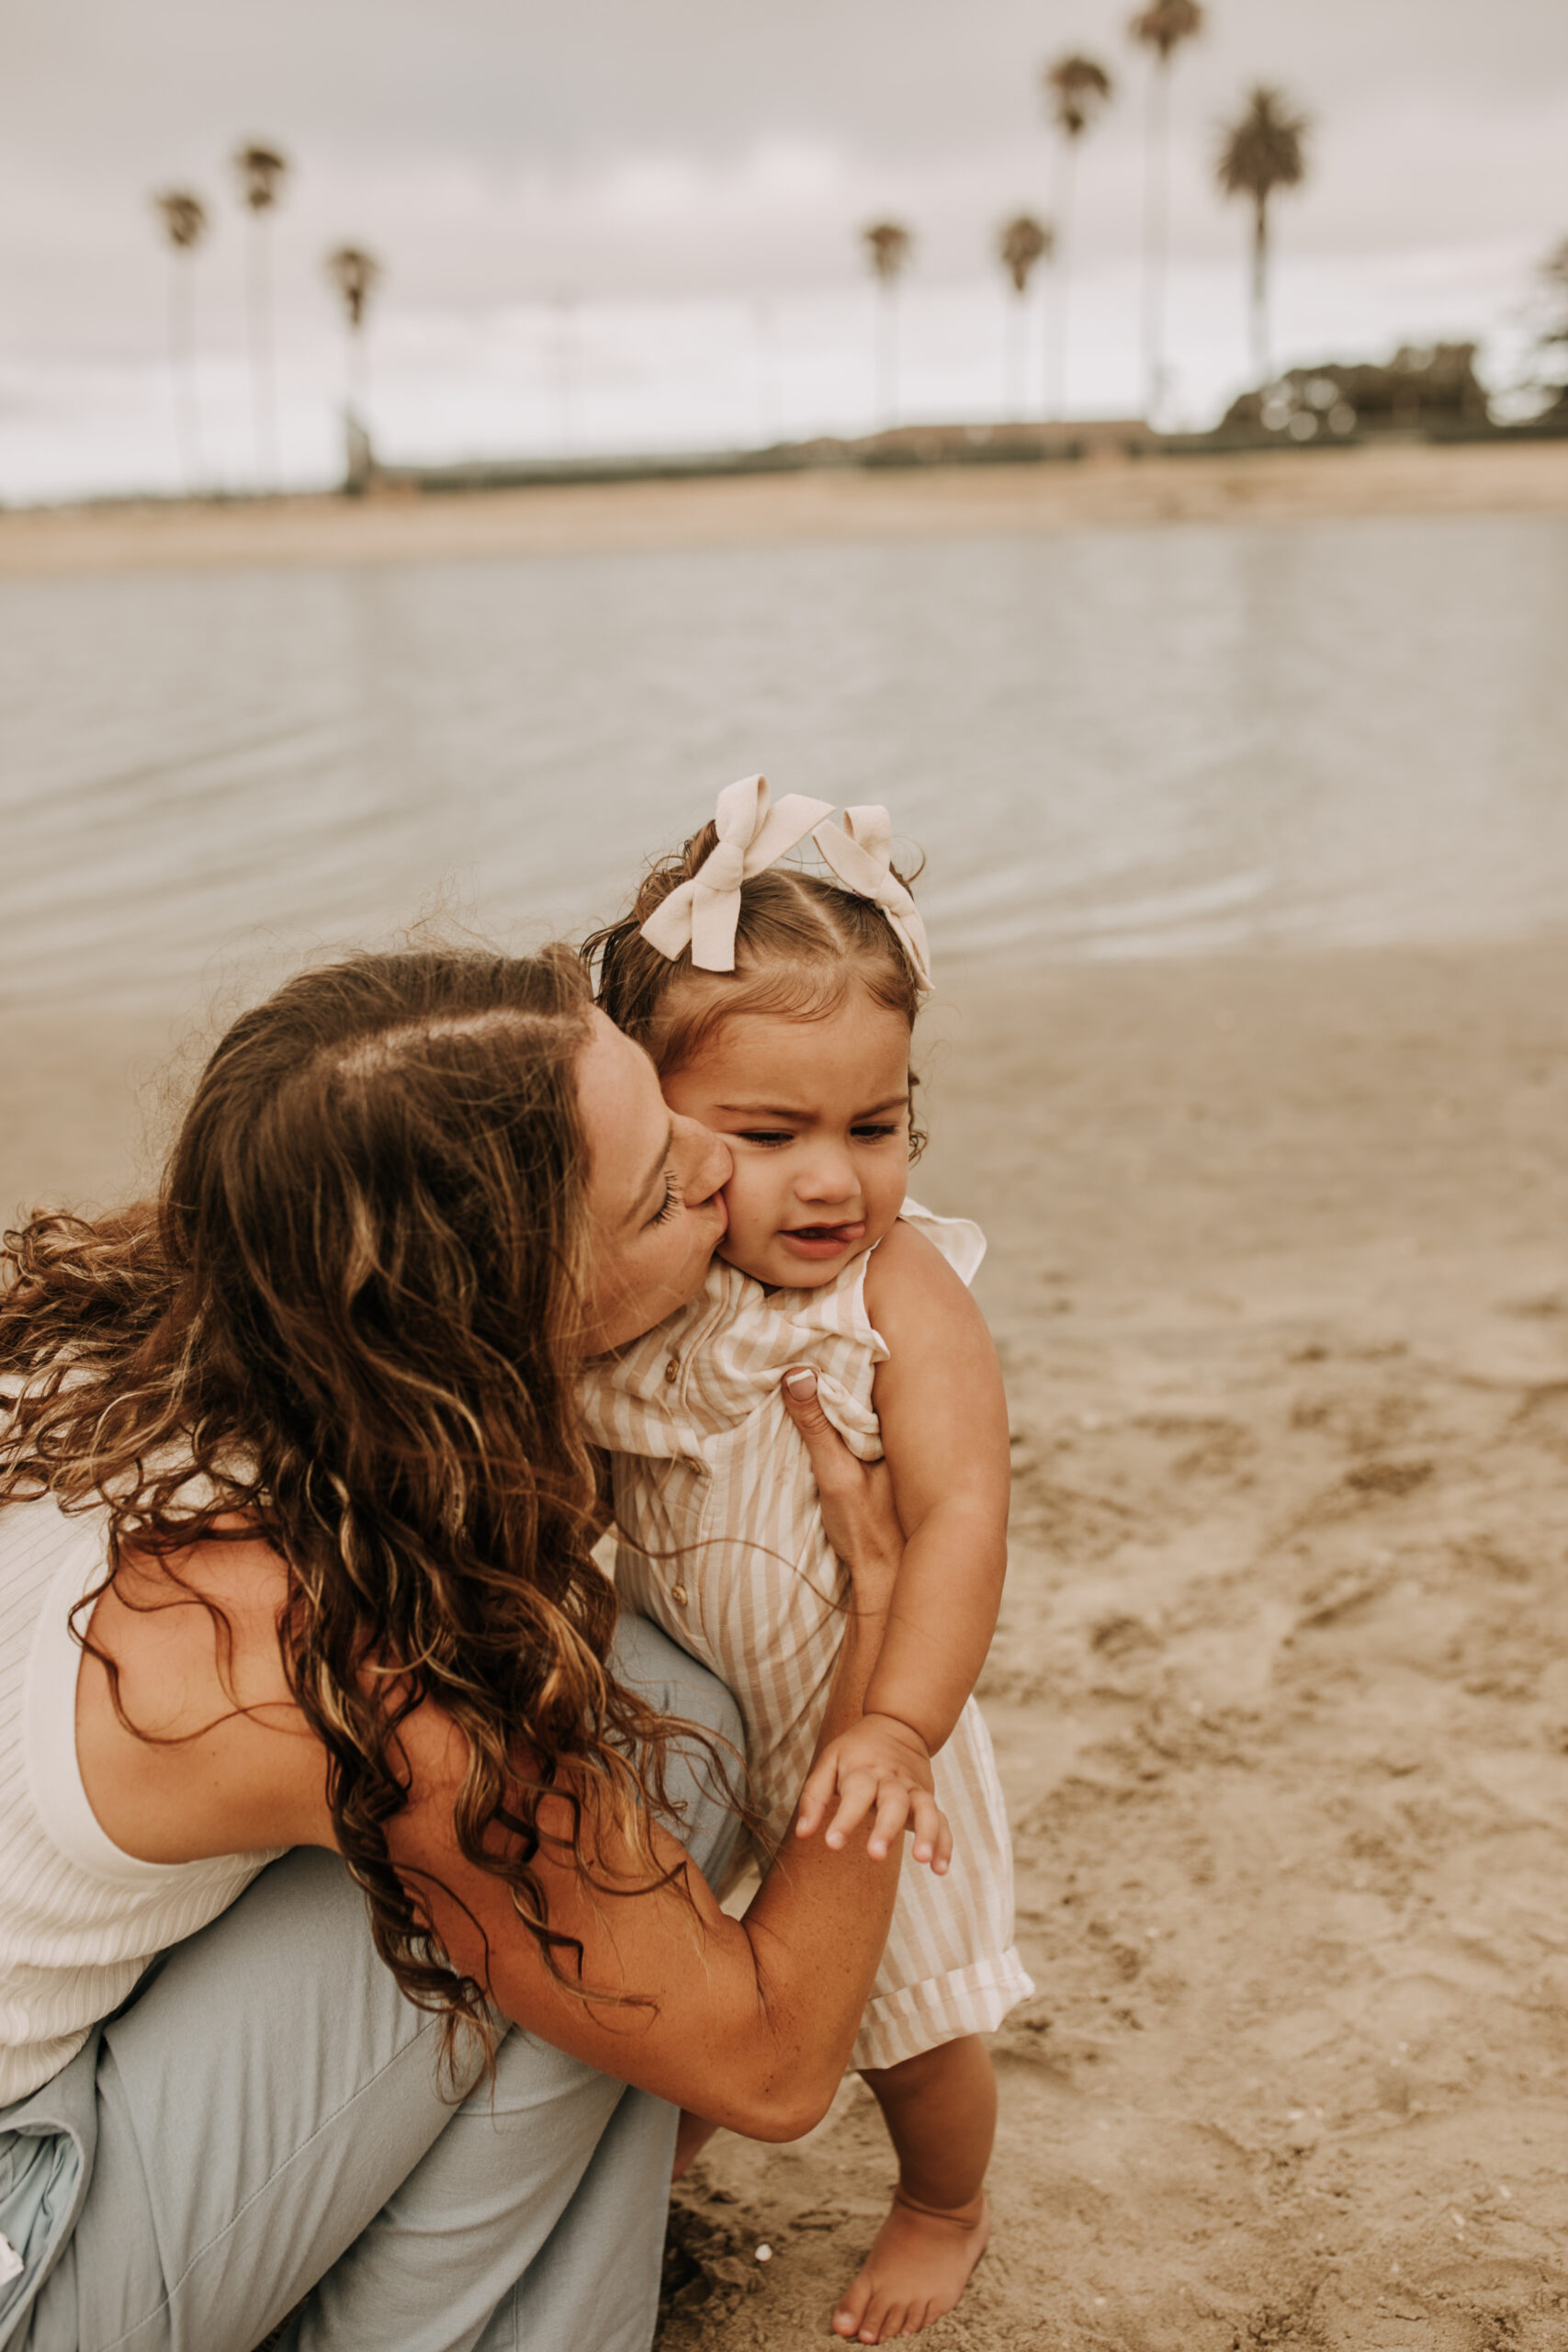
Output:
(0, 1615), (742, 2352)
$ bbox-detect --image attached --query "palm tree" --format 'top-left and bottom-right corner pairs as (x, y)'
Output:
(325, 247), (381, 414)
(1214, 86), (1311, 389)
(1129, 1), (1204, 425)
(997, 215), (1053, 420)
(1042, 55), (1114, 420)
(863, 220), (913, 429)
(233, 141), (289, 489)
(152, 188), (209, 492)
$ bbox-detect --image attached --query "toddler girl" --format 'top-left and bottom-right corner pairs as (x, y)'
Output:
(579, 778), (1030, 2346)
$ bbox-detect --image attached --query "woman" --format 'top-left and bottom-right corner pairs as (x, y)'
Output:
(0, 944), (912, 2352)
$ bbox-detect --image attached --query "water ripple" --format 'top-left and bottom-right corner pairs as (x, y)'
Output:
(2, 511), (1566, 1014)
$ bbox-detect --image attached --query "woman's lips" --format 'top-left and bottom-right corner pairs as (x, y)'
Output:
(779, 1220), (865, 1260)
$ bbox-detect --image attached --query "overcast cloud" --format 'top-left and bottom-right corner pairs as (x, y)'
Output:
(3, 0), (1565, 498)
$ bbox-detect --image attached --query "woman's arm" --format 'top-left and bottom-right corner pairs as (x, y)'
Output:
(387, 1374), (904, 2141)
(75, 1383), (909, 2144)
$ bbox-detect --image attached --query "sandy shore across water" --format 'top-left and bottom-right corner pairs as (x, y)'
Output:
(3, 437), (1568, 578)
(6, 936), (1568, 2347)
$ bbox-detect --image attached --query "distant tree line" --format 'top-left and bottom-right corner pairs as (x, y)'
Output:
(146, 10), (1567, 493)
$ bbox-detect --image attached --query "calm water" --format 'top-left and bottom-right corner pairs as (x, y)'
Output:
(3, 510), (1566, 1016)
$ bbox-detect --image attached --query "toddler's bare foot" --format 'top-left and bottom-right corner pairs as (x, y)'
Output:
(830, 2187), (989, 2344)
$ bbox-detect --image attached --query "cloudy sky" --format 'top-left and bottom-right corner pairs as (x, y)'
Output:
(3, 0), (1565, 500)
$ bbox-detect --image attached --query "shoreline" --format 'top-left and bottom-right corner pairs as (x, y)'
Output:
(2, 440), (1566, 578)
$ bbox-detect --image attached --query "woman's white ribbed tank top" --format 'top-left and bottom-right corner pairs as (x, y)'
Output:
(0, 1494), (281, 2108)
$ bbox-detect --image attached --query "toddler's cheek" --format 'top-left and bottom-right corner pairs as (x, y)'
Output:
(714, 1179), (790, 1286)
(716, 1164), (767, 1230)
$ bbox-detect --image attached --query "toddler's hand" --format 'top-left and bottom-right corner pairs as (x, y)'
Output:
(795, 1713), (953, 1873)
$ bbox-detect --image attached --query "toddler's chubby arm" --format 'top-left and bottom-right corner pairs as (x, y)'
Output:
(795, 1217), (1010, 1871)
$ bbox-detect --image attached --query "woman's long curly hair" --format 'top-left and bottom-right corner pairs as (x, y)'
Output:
(580, 816), (927, 1154)
(0, 943), (703, 2056)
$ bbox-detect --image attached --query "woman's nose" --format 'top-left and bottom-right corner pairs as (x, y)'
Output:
(675, 1114), (731, 1197)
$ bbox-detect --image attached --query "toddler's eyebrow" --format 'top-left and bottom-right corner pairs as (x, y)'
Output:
(716, 1093), (909, 1117)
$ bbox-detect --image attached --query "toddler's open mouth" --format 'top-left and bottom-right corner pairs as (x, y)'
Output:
(780, 1220), (866, 1259)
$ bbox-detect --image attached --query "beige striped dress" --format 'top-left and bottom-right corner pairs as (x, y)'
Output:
(579, 1202), (1033, 2072)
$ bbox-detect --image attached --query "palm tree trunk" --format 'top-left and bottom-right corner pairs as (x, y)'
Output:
(552, 290), (576, 454)
(1048, 140), (1077, 422)
(754, 300), (780, 446)
(875, 283), (898, 429)
(168, 252), (204, 493)
(1251, 195), (1270, 387)
(246, 212), (279, 490)
(1141, 61), (1171, 425)
(350, 318), (370, 432)
(1007, 289), (1027, 421)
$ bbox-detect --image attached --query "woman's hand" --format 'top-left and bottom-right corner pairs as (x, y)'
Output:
(795, 1711), (953, 1872)
(780, 1366), (903, 1618)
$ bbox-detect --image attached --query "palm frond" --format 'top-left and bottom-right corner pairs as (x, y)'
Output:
(234, 143), (289, 214)
(1214, 86), (1310, 205)
(998, 214), (1052, 295)
(326, 245), (383, 329)
(1043, 53), (1115, 139)
(154, 189), (208, 251)
(863, 221), (914, 284)
(1129, 1), (1203, 62)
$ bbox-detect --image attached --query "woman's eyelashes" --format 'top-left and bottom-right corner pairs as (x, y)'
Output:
(649, 1170), (682, 1225)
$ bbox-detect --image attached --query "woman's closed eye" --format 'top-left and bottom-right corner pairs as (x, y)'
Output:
(649, 1170), (681, 1224)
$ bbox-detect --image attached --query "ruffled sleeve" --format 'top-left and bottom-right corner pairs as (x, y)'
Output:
(895, 1197), (987, 1286)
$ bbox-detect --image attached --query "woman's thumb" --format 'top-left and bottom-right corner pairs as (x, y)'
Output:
(781, 1365), (833, 1437)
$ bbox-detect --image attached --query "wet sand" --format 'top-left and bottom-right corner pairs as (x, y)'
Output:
(3, 439), (1568, 579)
(7, 938), (1568, 2343)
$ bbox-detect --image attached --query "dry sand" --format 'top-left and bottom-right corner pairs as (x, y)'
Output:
(8, 938), (1568, 2347)
(658, 940), (1568, 2352)
(3, 439), (1568, 579)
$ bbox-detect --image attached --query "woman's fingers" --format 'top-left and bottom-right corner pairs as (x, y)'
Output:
(781, 1367), (861, 1498)
(780, 1368), (903, 1608)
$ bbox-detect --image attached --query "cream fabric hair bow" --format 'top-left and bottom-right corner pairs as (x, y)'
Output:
(638, 777), (932, 993)
(812, 804), (933, 994)
(638, 775), (833, 972)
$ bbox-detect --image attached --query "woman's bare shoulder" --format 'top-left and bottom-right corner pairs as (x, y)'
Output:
(76, 1529), (335, 1864)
